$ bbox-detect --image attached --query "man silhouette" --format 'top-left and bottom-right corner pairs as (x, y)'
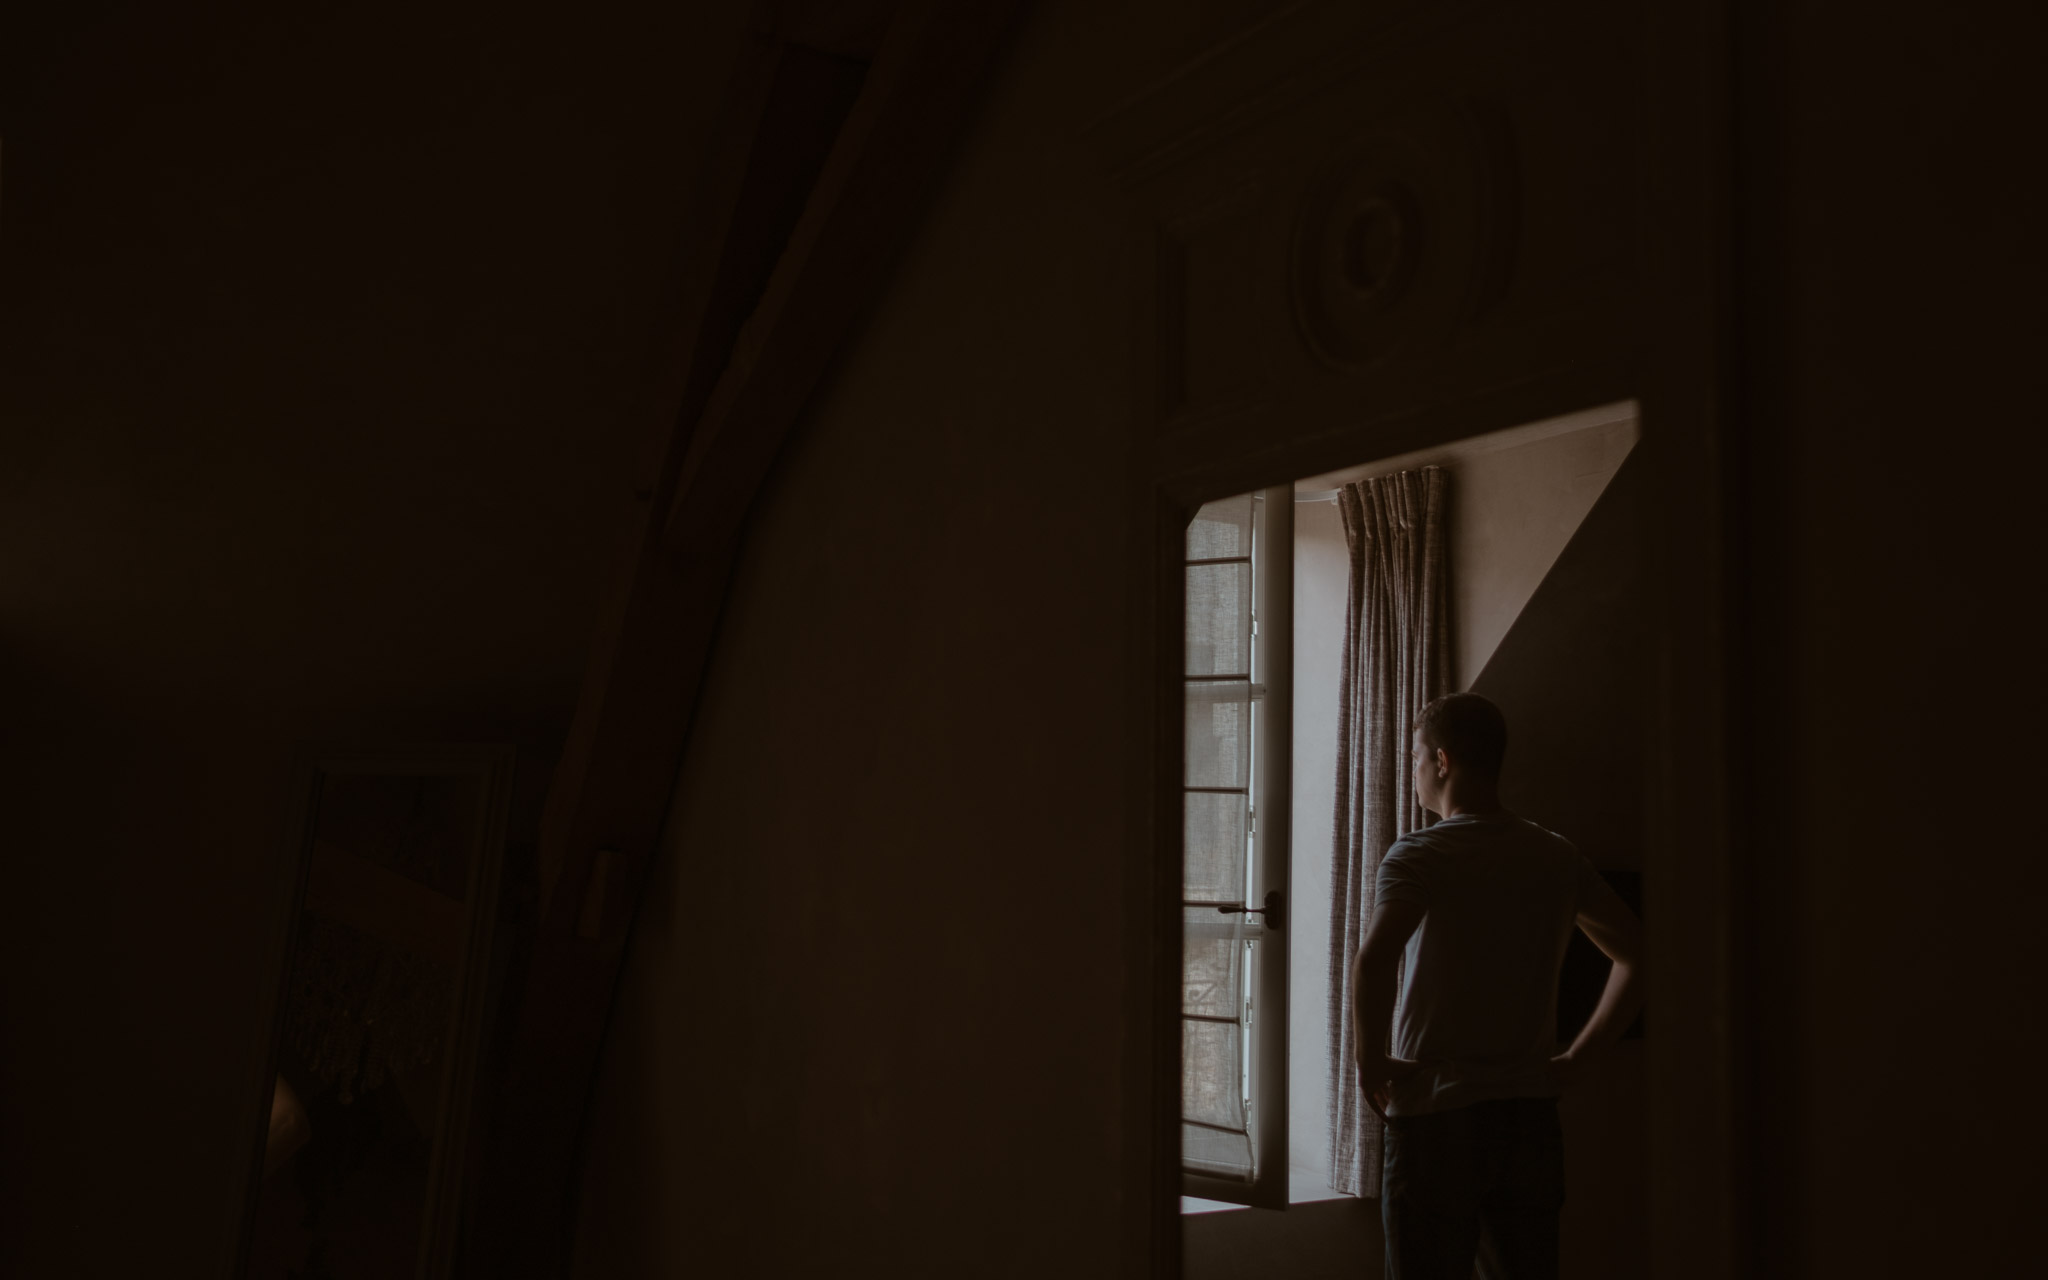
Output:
(1350, 692), (1645, 1280)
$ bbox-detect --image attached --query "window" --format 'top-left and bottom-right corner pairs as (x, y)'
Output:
(1179, 487), (1290, 1209)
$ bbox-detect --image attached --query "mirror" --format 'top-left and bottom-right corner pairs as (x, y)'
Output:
(232, 746), (514, 1280)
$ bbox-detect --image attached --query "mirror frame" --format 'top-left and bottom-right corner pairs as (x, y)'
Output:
(226, 744), (515, 1280)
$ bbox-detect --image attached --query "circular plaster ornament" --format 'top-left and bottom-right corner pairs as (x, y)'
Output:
(1289, 103), (1516, 370)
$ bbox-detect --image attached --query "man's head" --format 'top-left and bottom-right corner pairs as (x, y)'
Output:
(1411, 692), (1508, 816)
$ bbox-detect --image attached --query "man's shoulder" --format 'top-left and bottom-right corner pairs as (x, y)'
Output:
(1382, 823), (1471, 867)
(1512, 817), (1581, 856)
(1384, 826), (1450, 860)
(1392, 815), (1578, 858)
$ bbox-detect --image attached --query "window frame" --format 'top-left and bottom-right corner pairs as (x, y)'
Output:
(1179, 485), (1293, 1210)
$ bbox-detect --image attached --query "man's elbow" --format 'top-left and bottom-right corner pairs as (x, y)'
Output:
(1618, 934), (1648, 974)
(1613, 953), (1647, 1001)
(1354, 944), (1405, 981)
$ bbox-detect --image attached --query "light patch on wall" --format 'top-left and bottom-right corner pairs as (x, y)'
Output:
(1294, 400), (1639, 688)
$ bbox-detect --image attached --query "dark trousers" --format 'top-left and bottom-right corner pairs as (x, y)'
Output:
(1382, 1096), (1565, 1280)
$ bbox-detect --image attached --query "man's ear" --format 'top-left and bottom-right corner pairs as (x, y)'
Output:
(1435, 746), (1451, 778)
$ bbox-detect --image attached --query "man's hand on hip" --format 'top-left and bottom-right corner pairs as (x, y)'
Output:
(1356, 1054), (1423, 1122)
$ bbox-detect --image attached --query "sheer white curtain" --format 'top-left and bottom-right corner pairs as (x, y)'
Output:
(1327, 466), (1450, 1197)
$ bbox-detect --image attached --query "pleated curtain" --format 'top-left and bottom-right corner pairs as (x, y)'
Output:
(1327, 466), (1451, 1197)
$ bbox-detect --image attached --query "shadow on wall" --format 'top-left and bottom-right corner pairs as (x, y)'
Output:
(1473, 445), (1652, 869)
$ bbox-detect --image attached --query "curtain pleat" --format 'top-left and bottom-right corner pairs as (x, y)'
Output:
(1326, 467), (1450, 1197)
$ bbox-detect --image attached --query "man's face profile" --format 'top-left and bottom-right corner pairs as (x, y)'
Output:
(1412, 729), (1443, 817)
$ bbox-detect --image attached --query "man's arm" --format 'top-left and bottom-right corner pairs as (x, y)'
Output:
(1351, 896), (1427, 1118)
(1555, 872), (1647, 1078)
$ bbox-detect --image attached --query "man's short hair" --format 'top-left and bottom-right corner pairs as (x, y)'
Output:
(1415, 692), (1508, 779)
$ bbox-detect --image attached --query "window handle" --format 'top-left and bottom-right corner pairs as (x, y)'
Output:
(1216, 890), (1283, 932)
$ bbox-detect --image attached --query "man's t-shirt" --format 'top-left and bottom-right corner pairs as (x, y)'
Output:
(1374, 811), (1600, 1117)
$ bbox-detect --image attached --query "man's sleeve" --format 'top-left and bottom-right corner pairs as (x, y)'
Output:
(1374, 837), (1430, 910)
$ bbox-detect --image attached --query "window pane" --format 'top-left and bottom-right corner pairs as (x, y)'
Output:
(1185, 562), (1251, 676)
(1187, 494), (1253, 560)
(1182, 1122), (1254, 1181)
(1185, 682), (1250, 789)
(1183, 791), (1247, 903)
(1182, 1018), (1246, 1130)
(1182, 909), (1245, 1018)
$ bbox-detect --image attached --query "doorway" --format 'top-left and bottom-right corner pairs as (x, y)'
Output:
(1178, 402), (1648, 1279)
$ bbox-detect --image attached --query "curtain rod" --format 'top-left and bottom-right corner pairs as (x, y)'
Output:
(1294, 461), (1458, 503)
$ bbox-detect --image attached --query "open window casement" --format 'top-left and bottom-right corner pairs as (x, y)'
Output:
(1180, 487), (1291, 1209)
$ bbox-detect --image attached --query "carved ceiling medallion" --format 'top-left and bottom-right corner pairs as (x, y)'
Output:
(1290, 104), (1516, 370)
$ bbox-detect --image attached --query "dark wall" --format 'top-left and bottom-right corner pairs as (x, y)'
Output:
(0, 3), (744, 1272)
(1730, 2), (2046, 1274)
